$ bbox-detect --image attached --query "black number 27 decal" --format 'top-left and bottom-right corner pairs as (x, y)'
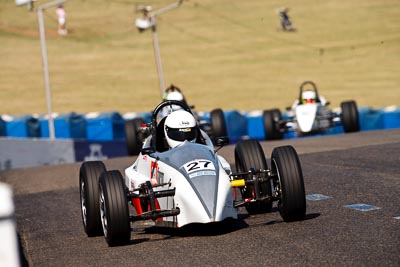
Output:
(184, 160), (215, 173)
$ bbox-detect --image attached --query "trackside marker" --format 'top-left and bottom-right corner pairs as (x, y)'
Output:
(306, 194), (332, 201)
(344, 204), (381, 211)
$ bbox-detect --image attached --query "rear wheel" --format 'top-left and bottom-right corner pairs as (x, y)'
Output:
(210, 109), (228, 137)
(263, 109), (283, 140)
(271, 146), (306, 222)
(79, 161), (106, 236)
(341, 100), (360, 133)
(235, 139), (272, 214)
(125, 118), (145, 156)
(99, 170), (131, 246)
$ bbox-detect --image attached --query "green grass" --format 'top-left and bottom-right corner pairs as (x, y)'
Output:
(1, 0), (399, 115)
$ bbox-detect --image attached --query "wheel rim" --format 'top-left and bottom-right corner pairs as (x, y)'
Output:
(99, 185), (108, 237)
(271, 158), (283, 207)
(80, 181), (87, 227)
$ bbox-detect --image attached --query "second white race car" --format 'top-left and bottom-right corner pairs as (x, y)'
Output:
(80, 100), (306, 246)
(263, 81), (360, 140)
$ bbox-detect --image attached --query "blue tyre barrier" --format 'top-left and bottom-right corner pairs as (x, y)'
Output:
(123, 112), (152, 124)
(0, 117), (6, 137)
(246, 111), (265, 140)
(40, 113), (87, 139)
(5, 115), (41, 138)
(382, 108), (400, 129)
(85, 112), (125, 141)
(223, 110), (247, 142)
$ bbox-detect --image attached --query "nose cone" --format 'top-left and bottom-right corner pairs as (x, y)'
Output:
(296, 104), (317, 132)
(190, 174), (218, 219)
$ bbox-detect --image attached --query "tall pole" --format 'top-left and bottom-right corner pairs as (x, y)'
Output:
(136, 0), (184, 97)
(35, 0), (66, 139)
(37, 7), (55, 139)
(150, 17), (166, 96)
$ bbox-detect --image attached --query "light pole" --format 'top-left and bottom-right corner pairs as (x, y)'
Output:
(37, 0), (66, 139)
(16, 0), (66, 139)
(135, 0), (184, 97)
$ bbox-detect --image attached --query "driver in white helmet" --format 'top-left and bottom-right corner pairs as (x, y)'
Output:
(145, 109), (230, 187)
(163, 110), (231, 174)
(164, 110), (198, 149)
(165, 91), (184, 102)
(291, 90), (327, 109)
(159, 91), (185, 120)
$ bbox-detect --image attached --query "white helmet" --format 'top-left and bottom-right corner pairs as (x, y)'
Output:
(302, 90), (317, 103)
(164, 91), (185, 113)
(166, 91), (184, 101)
(164, 110), (197, 148)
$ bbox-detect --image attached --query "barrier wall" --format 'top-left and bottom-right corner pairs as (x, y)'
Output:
(0, 106), (399, 170)
(1, 106), (398, 142)
(0, 138), (75, 170)
(0, 138), (128, 170)
(73, 140), (127, 162)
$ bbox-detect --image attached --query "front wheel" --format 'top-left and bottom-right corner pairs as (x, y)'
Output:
(271, 146), (306, 222)
(125, 118), (145, 156)
(79, 161), (106, 237)
(235, 139), (272, 214)
(210, 108), (228, 138)
(263, 109), (283, 140)
(99, 170), (131, 246)
(341, 100), (360, 133)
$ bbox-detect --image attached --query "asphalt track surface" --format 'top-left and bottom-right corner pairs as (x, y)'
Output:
(1, 129), (399, 266)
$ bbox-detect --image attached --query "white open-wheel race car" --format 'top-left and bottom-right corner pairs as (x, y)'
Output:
(263, 81), (360, 140)
(79, 100), (306, 246)
(125, 84), (228, 156)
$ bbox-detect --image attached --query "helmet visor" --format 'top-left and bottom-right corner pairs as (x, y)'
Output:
(166, 126), (197, 142)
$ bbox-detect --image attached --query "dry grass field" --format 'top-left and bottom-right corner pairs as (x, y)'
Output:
(0, 0), (399, 115)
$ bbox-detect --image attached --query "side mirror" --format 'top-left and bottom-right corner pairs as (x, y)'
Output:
(215, 136), (229, 147)
(141, 146), (156, 155)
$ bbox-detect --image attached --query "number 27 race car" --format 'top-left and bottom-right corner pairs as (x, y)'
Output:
(79, 100), (306, 246)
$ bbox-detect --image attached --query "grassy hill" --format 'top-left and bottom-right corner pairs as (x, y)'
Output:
(1, 0), (399, 115)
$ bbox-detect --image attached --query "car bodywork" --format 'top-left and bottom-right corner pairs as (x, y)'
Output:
(263, 81), (360, 140)
(80, 100), (307, 246)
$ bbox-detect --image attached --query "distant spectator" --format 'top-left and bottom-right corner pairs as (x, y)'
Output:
(56, 4), (67, 35)
(277, 7), (294, 32)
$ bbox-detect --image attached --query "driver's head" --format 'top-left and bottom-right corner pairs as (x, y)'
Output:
(163, 92), (185, 113)
(165, 91), (184, 101)
(302, 90), (316, 104)
(164, 110), (198, 148)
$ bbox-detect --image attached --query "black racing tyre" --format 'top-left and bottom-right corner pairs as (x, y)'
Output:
(235, 139), (272, 214)
(263, 109), (283, 140)
(271, 146), (306, 222)
(125, 118), (145, 156)
(210, 108), (228, 138)
(99, 170), (131, 246)
(79, 161), (106, 236)
(341, 100), (360, 133)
